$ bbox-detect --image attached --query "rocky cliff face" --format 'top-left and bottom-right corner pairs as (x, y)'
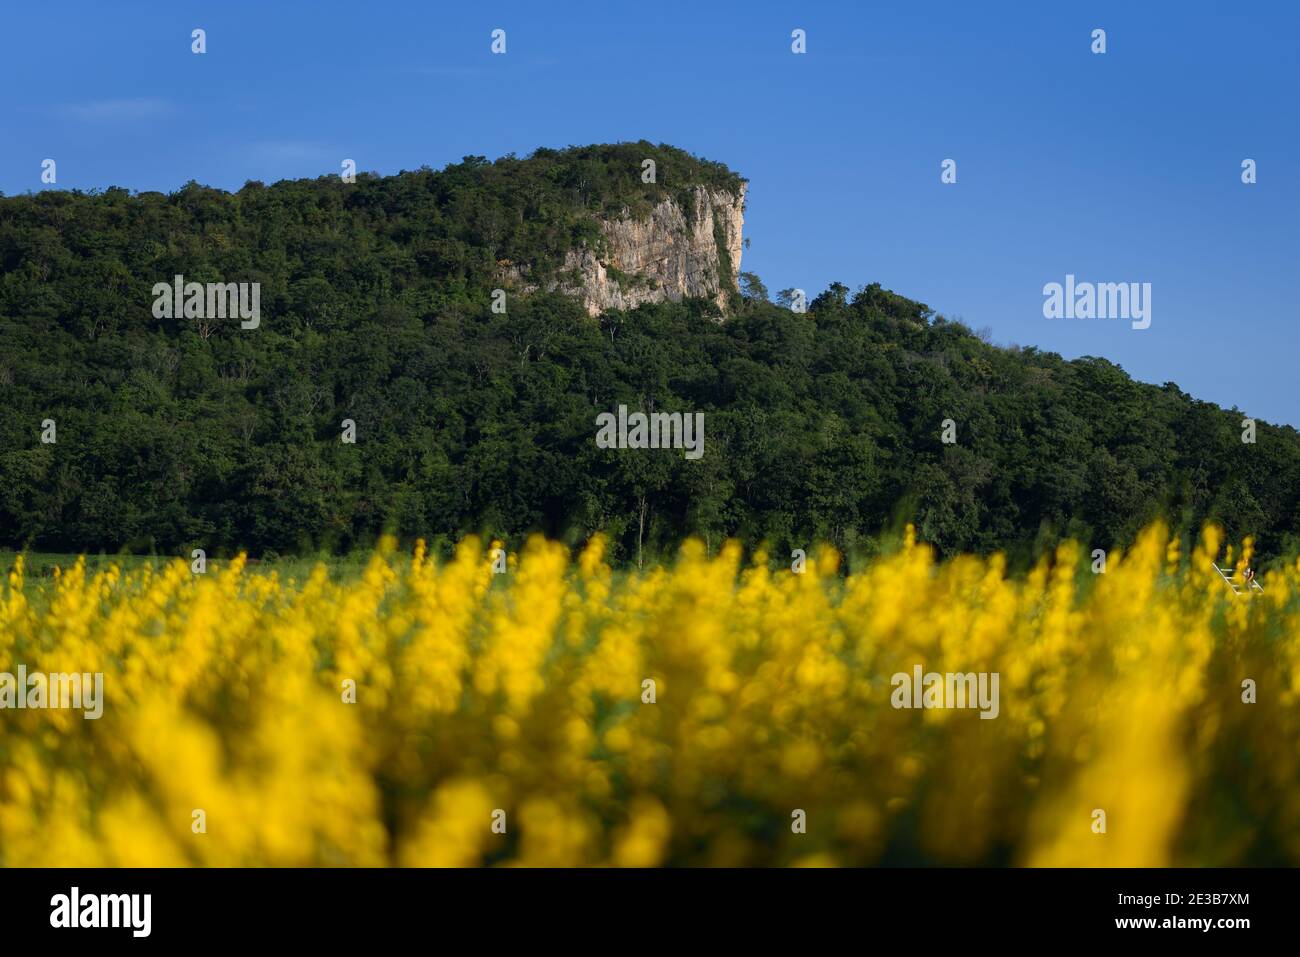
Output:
(505, 184), (746, 316)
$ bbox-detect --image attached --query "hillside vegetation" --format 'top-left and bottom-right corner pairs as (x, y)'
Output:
(1, 143), (1297, 564)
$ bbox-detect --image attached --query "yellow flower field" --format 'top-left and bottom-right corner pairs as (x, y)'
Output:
(1, 523), (1298, 867)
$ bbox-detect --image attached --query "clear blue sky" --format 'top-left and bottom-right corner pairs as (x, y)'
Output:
(2, 1), (1296, 424)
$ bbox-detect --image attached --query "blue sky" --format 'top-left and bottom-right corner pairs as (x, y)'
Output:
(2, 1), (1296, 424)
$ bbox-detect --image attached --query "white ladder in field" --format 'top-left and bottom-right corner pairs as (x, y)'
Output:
(1213, 564), (1264, 595)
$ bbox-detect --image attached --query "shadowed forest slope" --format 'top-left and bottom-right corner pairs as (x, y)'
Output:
(1, 143), (1297, 563)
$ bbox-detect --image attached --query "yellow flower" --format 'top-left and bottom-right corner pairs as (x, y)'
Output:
(1, 521), (1296, 866)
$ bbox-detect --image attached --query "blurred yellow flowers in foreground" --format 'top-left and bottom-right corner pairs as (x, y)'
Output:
(2, 523), (1298, 867)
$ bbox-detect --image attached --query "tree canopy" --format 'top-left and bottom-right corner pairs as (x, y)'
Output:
(2, 144), (1296, 566)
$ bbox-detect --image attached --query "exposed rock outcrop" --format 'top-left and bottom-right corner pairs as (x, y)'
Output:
(504, 184), (746, 316)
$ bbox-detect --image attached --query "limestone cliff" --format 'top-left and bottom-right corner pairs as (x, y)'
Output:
(503, 184), (746, 316)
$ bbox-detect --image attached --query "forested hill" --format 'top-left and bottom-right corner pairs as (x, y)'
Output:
(1, 143), (1297, 565)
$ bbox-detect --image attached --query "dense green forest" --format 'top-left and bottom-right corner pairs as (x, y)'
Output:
(2, 143), (1297, 566)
